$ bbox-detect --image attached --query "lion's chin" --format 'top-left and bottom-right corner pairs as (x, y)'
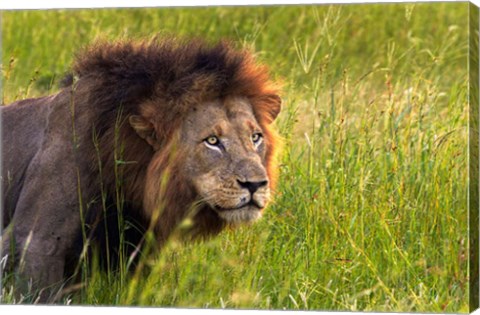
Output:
(216, 206), (262, 225)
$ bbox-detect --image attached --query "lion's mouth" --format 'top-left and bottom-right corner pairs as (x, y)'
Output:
(213, 201), (263, 224)
(214, 200), (262, 212)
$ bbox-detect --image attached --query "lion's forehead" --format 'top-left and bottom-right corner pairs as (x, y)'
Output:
(224, 97), (255, 117)
(183, 97), (260, 139)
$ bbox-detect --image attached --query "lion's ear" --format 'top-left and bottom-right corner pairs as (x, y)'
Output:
(129, 115), (161, 150)
(260, 94), (282, 123)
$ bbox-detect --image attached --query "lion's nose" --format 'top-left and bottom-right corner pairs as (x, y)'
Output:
(237, 179), (268, 194)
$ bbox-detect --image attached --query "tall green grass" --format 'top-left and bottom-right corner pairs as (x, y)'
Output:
(0, 3), (471, 312)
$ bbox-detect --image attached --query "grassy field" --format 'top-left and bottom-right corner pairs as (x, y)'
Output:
(0, 3), (473, 312)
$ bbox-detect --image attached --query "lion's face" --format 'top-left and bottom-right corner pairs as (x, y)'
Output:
(181, 97), (271, 224)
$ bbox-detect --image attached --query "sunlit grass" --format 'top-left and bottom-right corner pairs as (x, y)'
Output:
(0, 3), (471, 312)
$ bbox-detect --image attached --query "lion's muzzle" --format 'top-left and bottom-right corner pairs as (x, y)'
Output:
(194, 171), (271, 225)
(213, 179), (271, 225)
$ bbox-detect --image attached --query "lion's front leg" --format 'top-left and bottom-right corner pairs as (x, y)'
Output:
(1, 217), (72, 303)
(6, 144), (85, 303)
(8, 204), (82, 303)
(14, 238), (67, 303)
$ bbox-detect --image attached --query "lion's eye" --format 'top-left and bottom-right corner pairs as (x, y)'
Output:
(205, 136), (220, 146)
(252, 133), (263, 145)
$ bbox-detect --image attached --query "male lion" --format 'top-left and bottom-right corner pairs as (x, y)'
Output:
(0, 38), (281, 302)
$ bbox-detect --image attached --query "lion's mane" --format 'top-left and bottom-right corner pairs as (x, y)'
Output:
(64, 38), (281, 255)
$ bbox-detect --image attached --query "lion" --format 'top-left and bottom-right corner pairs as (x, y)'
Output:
(0, 38), (281, 302)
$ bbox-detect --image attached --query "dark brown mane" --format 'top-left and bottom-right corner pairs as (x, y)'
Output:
(70, 37), (279, 129)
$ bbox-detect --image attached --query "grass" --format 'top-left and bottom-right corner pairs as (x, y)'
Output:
(0, 3), (472, 312)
